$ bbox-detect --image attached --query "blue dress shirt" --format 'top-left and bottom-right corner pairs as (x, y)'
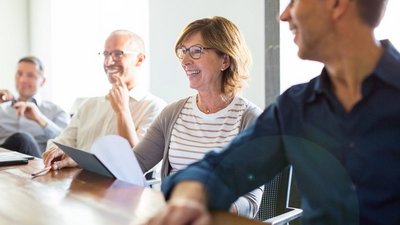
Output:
(161, 40), (400, 225)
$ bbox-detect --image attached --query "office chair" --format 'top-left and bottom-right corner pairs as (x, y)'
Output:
(255, 166), (302, 225)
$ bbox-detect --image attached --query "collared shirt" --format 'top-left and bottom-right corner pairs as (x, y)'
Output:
(0, 94), (70, 151)
(47, 87), (166, 151)
(162, 40), (400, 225)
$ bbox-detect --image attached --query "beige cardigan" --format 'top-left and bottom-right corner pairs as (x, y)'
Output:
(134, 96), (262, 178)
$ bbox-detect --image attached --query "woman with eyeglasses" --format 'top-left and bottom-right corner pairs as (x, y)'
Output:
(133, 16), (263, 218)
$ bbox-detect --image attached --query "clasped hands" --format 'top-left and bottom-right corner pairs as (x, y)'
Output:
(13, 101), (48, 127)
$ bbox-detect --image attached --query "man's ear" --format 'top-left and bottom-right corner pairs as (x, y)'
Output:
(135, 53), (146, 67)
(332, 0), (351, 20)
(39, 76), (46, 87)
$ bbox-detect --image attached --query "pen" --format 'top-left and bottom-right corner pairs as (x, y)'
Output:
(31, 166), (52, 177)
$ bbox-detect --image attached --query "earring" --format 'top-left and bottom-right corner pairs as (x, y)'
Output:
(221, 68), (225, 71)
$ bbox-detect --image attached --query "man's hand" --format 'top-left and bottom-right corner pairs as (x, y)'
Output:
(107, 75), (130, 114)
(106, 74), (139, 147)
(0, 89), (14, 103)
(144, 181), (211, 225)
(13, 101), (48, 127)
(42, 147), (78, 170)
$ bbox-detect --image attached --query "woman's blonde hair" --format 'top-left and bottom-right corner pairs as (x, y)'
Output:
(175, 16), (252, 95)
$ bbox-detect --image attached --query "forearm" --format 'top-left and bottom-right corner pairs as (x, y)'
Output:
(36, 116), (48, 128)
(117, 110), (139, 147)
(162, 121), (285, 212)
(170, 181), (208, 207)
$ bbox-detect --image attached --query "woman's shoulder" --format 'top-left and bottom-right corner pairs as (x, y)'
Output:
(234, 96), (262, 129)
(158, 96), (191, 117)
(236, 96), (262, 115)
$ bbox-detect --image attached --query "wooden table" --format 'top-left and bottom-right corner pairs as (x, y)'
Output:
(0, 149), (165, 225)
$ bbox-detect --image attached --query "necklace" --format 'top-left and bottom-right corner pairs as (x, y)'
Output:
(196, 94), (234, 114)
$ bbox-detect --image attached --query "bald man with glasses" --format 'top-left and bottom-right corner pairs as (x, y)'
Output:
(42, 30), (166, 169)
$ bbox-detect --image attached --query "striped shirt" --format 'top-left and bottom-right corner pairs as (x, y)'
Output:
(169, 95), (247, 173)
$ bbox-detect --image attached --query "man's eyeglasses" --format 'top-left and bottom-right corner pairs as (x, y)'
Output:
(99, 50), (138, 61)
(176, 45), (214, 60)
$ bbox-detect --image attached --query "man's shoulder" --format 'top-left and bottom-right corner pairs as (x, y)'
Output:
(73, 96), (106, 112)
(40, 99), (67, 112)
(283, 82), (310, 96)
(139, 92), (167, 107)
(277, 78), (317, 107)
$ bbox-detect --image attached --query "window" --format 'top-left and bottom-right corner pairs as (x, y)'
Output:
(279, 0), (400, 93)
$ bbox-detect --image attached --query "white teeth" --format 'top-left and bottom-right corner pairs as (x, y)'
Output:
(107, 68), (119, 75)
(187, 70), (200, 75)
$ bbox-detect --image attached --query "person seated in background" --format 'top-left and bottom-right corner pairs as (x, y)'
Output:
(144, 0), (400, 225)
(44, 17), (264, 218)
(42, 29), (166, 168)
(0, 56), (69, 157)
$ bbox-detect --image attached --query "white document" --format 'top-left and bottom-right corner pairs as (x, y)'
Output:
(55, 135), (147, 187)
(90, 135), (147, 187)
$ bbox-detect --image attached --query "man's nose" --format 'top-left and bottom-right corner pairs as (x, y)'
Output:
(104, 55), (116, 65)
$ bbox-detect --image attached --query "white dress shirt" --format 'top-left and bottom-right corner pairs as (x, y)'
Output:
(47, 87), (166, 152)
(0, 95), (70, 151)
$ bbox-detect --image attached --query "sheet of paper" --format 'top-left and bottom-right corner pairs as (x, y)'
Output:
(91, 135), (147, 187)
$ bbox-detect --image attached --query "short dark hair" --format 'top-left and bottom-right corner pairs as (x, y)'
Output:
(18, 56), (44, 76)
(356, 0), (388, 28)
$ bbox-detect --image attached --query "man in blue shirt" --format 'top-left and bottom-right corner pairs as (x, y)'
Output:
(0, 56), (69, 157)
(144, 0), (399, 225)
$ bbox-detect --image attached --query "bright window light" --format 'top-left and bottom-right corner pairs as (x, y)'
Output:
(279, 0), (400, 93)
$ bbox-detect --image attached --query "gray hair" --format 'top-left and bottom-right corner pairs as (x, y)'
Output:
(18, 56), (44, 76)
(109, 29), (146, 54)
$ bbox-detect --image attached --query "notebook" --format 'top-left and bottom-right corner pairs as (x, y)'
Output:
(54, 142), (115, 178)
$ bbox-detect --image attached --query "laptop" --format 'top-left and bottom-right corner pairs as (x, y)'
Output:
(54, 142), (115, 178)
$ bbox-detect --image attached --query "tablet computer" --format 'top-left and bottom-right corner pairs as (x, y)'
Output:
(54, 142), (115, 178)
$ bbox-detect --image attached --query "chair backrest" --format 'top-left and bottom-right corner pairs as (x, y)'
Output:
(255, 166), (292, 221)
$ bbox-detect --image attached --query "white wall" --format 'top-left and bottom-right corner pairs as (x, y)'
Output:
(0, 0), (29, 92)
(29, 0), (52, 99)
(279, 0), (400, 93)
(149, 0), (266, 108)
(2, 0), (265, 110)
(29, 0), (150, 111)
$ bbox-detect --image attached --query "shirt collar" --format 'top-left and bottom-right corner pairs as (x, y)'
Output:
(14, 94), (42, 106)
(128, 86), (148, 101)
(373, 39), (400, 89)
(306, 69), (330, 103)
(307, 39), (400, 103)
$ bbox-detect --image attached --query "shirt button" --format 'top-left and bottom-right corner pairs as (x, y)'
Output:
(349, 141), (355, 148)
(351, 184), (357, 191)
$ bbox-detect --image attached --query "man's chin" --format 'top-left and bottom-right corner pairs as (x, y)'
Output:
(107, 73), (120, 83)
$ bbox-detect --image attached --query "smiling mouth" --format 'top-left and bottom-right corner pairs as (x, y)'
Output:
(187, 70), (200, 77)
(107, 68), (119, 75)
